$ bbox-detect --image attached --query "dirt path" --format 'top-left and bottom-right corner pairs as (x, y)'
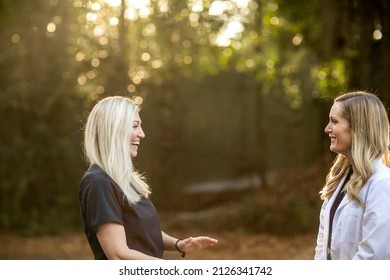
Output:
(0, 230), (316, 260)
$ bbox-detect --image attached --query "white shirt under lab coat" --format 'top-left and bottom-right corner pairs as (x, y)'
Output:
(315, 159), (390, 260)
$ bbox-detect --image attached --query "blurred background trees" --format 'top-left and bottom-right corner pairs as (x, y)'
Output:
(0, 0), (388, 235)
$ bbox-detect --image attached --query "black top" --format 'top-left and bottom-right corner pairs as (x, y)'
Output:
(79, 164), (164, 259)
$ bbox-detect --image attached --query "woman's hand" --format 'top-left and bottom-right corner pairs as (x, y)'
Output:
(177, 236), (218, 253)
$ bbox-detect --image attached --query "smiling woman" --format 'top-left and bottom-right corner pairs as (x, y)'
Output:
(79, 96), (218, 260)
(316, 91), (390, 260)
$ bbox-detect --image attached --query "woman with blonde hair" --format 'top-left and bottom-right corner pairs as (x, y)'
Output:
(315, 91), (390, 260)
(79, 96), (217, 260)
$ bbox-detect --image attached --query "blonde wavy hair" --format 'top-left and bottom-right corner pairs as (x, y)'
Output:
(320, 91), (390, 205)
(84, 96), (151, 204)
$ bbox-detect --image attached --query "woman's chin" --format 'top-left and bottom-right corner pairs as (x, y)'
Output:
(130, 151), (138, 158)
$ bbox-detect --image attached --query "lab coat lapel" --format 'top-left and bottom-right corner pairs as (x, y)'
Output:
(322, 170), (351, 258)
(330, 171), (350, 210)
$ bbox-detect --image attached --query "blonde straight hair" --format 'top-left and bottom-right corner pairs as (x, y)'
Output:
(320, 91), (390, 205)
(84, 96), (151, 204)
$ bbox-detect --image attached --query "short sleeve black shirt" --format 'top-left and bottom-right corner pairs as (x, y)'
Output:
(79, 164), (164, 259)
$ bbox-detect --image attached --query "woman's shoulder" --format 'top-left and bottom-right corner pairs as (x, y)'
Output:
(367, 162), (390, 192)
(84, 164), (107, 177)
(82, 163), (105, 179)
(373, 161), (390, 178)
(80, 164), (116, 190)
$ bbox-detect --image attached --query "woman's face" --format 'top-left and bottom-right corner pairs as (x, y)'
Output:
(324, 102), (352, 158)
(130, 111), (145, 158)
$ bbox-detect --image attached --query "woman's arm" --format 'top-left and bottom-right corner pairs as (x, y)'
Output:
(354, 178), (390, 259)
(97, 222), (161, 260)
(161, 231), (178, 251)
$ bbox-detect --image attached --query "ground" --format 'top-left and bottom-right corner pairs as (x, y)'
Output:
(0, 230), (316, 260)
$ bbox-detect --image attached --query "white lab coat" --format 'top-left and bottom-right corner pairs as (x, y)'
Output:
(315, 159), (390, 260)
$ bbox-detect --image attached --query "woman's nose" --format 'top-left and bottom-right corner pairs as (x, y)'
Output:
(324, 124), (331, 134)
